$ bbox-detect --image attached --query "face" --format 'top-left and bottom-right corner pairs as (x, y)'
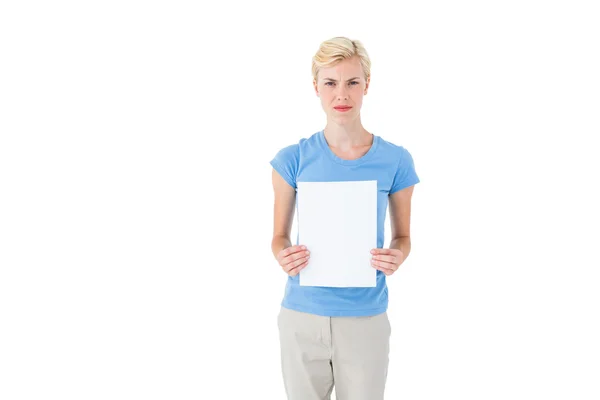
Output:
(313, 56), (370, 123)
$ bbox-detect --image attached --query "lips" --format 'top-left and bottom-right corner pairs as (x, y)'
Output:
(334, 106), (352, 110)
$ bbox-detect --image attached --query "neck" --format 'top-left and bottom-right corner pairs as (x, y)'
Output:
(323, 119), (371, 149)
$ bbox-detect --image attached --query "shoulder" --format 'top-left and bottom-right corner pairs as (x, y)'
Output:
(377, 135), (420, 193)
(273, 142), (300, 159)
(270, 132), (318, 189)
(271, 131), (319, 159)
(375, 135), (415, 161)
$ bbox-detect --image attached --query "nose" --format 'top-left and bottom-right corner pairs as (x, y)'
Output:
(336, 85), (349, 100)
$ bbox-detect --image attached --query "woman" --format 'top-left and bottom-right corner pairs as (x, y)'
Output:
(270, 36), (420, 400)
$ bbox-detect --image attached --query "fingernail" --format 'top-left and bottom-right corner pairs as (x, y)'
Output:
(302, 246), (306, 250)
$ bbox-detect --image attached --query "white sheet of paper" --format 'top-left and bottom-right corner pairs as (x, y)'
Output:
(297, 180), (377, 287)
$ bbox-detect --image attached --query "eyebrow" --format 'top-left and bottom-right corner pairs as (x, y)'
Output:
(322, 77), (361, 82)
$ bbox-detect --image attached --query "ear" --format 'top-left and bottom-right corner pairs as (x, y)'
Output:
(364, 76), (370, 95)
(313, 79), (319, 97)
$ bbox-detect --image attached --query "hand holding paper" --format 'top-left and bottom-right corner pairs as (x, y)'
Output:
(370, 248), (404, 276)
(276, 244), (311, 276)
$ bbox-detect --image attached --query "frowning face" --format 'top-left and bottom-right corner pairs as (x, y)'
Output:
(313, 56), (370, 123)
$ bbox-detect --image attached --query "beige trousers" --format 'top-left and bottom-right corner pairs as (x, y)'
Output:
(277, 306), (391, 400)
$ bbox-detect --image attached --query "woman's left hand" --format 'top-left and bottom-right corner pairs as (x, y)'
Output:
(370, 248), (404, 276)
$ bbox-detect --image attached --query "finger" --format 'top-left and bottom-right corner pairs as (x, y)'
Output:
(372, 265), (394, 275)
(288, 263), (308, 276)
(281, 245), (304, 257)
(371, 259), (397, 271)
(372, 254), (396, 263)
(284, 255), (310, 273)
(371, 248), (393, 255)
(283, 249), (310, 266)
(287, 258), (309, 276)
(278, 245), (307, 261)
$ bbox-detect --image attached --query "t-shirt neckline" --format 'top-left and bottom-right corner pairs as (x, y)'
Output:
(317, 129), (379, 166)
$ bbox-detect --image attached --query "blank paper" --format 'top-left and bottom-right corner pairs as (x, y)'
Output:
(297, 180), (377, 287)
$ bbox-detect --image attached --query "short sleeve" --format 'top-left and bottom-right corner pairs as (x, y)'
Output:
(270, 144), (299, 189)
(389, 147), (420, 194)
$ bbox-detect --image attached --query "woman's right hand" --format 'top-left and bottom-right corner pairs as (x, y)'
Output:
(276, 245), (310, 276)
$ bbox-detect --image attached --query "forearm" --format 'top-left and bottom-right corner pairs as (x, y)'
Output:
(272, 235), (292, 259)
(389, 236), (411, 263)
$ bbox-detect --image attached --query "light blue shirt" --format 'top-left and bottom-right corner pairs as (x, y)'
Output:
(270, 129), (420, 316)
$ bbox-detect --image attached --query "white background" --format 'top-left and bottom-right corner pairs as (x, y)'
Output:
(1, 1), (599, 399)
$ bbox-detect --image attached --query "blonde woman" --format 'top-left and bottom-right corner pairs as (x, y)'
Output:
(270, 37), (420, 400)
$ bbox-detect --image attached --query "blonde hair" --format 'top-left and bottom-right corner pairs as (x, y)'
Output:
(311, 36), (371, 82)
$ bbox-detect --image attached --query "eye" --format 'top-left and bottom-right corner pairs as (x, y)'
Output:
(324, 81), (359, 86)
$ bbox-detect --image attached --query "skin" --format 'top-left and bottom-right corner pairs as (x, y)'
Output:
(272, 56), (416, 277)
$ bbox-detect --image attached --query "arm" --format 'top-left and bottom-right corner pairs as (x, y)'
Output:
(371, 184), (417, 275)
(271, 168), (309, 275)
(271, 167), (296, 258)
(388, 184), (416, 264)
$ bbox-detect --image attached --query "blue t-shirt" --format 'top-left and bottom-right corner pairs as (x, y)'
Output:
(270, 129), (420, 317)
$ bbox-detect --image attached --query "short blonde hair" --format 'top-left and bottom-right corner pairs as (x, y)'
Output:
(311, 36), (371, 82)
